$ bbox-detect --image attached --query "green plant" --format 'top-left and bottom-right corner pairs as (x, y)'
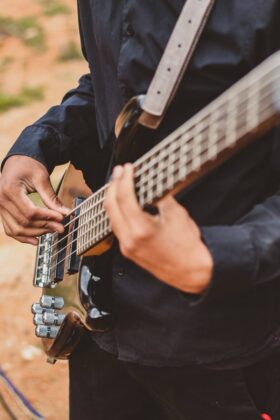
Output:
(0, 86), (45, 113)
(58, 41), (82, 62)
(39, 0), (71, 17)
(0, 16), (45, 50)
(0, 56), (14, 72)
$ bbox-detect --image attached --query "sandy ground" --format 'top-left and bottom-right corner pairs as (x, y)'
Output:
(0, 1), (88, 418)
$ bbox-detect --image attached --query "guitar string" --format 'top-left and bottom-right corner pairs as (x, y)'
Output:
(38, 56), (280, 263)
(43, 73), (279, 259)
(47, 118), (278, 274)
(44, 94), (278, 272)
(42, 57), (280, 246)
(43, 86), (271, 263)
(43, 80), (279, 268)
(43, 72), (278, 260)
(46, 102), (275, 275)
(46, 63), (279, 245)
(74, 95), (278, 254)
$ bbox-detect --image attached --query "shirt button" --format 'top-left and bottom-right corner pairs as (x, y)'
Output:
(118, 268), (125, 277)
(125, 24), (135, 37)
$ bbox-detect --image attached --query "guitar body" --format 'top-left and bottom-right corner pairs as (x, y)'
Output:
(33, 99), (150, 362)
(34, 166), (114, 362)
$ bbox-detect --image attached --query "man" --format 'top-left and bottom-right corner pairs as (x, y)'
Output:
(0, 1), (280, 418)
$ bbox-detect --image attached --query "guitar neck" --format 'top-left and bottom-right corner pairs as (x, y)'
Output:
(76, 52), (280, 255)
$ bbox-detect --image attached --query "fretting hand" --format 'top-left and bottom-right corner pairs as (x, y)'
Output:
(104, 163), (213, 294)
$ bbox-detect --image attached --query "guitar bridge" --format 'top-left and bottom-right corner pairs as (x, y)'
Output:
(33, 233), (56, 288)
(34, 198), (85, 288)
(67, 197), (84, 275)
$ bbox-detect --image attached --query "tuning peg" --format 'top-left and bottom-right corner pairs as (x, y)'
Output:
(40, 295), (64, 310)
(33, 314), (44, 325)
(31, 302), (55, 315)
(35, 325), (60, 339)
(43, 312), (65, 326)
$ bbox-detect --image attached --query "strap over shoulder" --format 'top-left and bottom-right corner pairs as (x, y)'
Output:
(140, 0), (216, 129)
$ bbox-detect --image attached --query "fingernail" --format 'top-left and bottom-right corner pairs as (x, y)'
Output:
(56, 228), (64, 234)
(61, 206), (70, 214)
(113, 166), (123, 179)
(53, 225), (64, 233)
(124, 163), (133, 171)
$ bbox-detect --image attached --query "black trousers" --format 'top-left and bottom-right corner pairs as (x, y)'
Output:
(69, 334), (280, 420)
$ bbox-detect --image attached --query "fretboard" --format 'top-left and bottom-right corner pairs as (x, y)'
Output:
(76, 52), (280, 255)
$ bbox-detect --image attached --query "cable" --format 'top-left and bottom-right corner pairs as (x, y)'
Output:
(0, 367), (44, 420)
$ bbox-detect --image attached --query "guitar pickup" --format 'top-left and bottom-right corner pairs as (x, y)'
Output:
(54, 215), (70, 282)
(67, 197), (85, 275)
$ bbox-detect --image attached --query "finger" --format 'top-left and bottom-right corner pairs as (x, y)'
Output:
(14, 235), (39, 246)
(19, 189), (65, 222)
(2, 184), (65, 223)
(1, 208), (64, 239)
(1, 219), (37, 245)
(157, 195), (199, 236)
(35, 176), (69, 215)
(104, 166), (129, 239)
(0, 198), (63, 229)
(157, 195), (186, 219)
(115, 163), (148, 224)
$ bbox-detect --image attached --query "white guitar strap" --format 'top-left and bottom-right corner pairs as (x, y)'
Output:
(139, 0), (216, 129)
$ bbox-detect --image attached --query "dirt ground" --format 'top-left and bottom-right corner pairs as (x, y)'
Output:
(0, 1), (88, 418)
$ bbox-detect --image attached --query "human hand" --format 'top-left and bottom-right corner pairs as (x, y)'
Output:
(104, 163), (213, 294)
(0, 155), (68, 245)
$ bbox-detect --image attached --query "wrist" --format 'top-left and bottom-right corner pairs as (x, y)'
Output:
(180, 243), (213, 294)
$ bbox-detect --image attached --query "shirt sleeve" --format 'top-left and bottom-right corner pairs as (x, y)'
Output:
(1, 73), (98, 174)
(194, 191), (280, 304)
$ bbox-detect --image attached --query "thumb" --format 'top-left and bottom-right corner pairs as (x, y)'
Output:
(157, 195), (178, 213)
(157, 195), (187, 218)
(36, 176), (69, 215)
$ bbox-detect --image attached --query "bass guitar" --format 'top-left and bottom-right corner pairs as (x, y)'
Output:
(32, 52), (280, 363)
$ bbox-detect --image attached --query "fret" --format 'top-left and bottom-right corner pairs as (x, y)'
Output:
(161, 141), (174, 191)
(146, 165), (154, 204)
(192, 120), (205, 171)
(84, 199), (90, 250)
(166, 162), (175, 191)
(177, 137), (191, 182)
(97, 202), (103, 240)
(138, 184), (146, 207)
(246, 82), (260, 131)
(156, 148), (168, 198)
(93, 197), (98, 241)
(88, 201), (93, 244)
(225, 94), (239, 148)
(78, 208), (84, 253)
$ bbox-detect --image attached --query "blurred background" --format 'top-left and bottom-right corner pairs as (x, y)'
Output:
(0, 0), (87, 418)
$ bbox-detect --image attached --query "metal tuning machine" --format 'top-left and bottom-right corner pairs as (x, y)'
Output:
(32, 295), (65, 339)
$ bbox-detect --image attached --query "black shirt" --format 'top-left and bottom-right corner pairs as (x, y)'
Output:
(4, 0), (280, 366)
